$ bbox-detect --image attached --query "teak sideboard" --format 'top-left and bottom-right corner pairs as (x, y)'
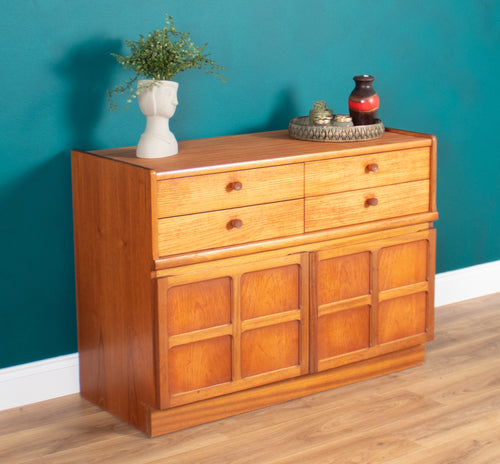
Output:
(72, 128), (438, 437)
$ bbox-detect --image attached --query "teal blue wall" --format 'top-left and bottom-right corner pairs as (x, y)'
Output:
(1, 1), (499, 368)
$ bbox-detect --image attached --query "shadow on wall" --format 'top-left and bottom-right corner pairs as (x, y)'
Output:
(241, 87), (301, 135)
(56, 37), (122, 150)
(57, 37), (301, 144)
(0, 153), (77, 368)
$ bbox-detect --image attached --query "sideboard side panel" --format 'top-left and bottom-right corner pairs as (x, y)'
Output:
(72, 151), (156, 433)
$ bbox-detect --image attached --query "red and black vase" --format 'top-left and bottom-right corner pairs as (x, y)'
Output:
(348, 75), (380, 125)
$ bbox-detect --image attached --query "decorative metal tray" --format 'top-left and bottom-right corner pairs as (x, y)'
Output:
(288, 116), (384, 142)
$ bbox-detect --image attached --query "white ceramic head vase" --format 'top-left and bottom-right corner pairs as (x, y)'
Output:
(136, 80), (179, 158)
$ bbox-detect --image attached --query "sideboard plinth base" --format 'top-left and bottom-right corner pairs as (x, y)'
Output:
(147, 344), (425, 437)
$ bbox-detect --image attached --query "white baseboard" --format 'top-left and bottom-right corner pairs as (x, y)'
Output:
(0, 353), (80, 411)
(1, 260), (499, 412)
(434, 260), (500, 307)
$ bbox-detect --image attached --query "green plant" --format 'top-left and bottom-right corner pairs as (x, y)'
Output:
(107, 14), (225, 110)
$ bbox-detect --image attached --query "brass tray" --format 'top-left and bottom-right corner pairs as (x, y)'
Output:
(288, 116), (384, 142)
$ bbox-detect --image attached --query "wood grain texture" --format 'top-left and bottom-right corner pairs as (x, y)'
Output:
(311, 231), (435, 371)
(310, 229), (435, 373)
(157, 163), (303, 217)
(379, 239), (428, 290)
(71, 150), (157, 431)
(168, 336), (233, 394)
(378, 292), (428, 343)
(317, 305), (371, 359)
(72, 128), (437, 437)
(241, 264), (300, 320)
(305, 147), (430, 196)
(150, 230), (434, 428)
(317, 251), (371, 304)
(386, 128), (438, 214)
(153, 215), (437, 270)
(1, 293), (498, 463)
(241, 321), (300, 377)
(158, 199), (304, 256)
(90, 130), (432, 179)
(149, 344), (426, 436)
(156, 254), (309, 409)
(305, 180), (430, 232)
(166, 278), (231, 335)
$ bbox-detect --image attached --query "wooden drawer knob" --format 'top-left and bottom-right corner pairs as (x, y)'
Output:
(227, 181), (243, 191)
(228, 219), (243, 229)
(366, 163), (379, 173)
(365, 197), (378, 207)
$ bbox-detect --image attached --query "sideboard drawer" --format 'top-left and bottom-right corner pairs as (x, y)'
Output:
(158, 199), (304, 255)
(305, 180), (430, 232)
(305, 148), (430, 196)
(157, 164), (303, 218)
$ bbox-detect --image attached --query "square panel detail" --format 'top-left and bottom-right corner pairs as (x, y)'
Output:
(166, 278), (231, 335)
(378, 292), (427, 343)
(379, 240), (428, 291)
(168, 336), (232, 394)
(241, 321), (299, 378)
(318, 306), (370, 359)
(317, 252), (370, 304)
(241, 265), (300, 320)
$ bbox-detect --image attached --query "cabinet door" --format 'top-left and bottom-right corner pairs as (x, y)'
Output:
(157, 253), (309, 408)
(311, 229), (435, 373)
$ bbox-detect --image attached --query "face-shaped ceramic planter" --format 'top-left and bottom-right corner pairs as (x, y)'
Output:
(136, 80), (179, 158)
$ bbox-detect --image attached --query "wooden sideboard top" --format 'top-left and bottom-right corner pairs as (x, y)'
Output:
(84, 129), (434, 180)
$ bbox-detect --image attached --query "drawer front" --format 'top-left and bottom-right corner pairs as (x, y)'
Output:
(305, 148), (430, 196)
(305, 180), (430, 232)
(158, 199), (304, 256)
(157, 164), (304, 218)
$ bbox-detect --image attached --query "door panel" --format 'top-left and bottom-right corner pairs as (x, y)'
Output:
(317, 252), (370, 304)
(378, 292), (427, 343)
(379, 240), (428, 290)
(168, 336), (232, 394)
(312, 229), (435, 372)
(241, 321), (300, 378)
(166, 277), (231, 335)
(241, 265), (300, 320)
(317, 306), (370, 359)
(157, 253), (309, 407)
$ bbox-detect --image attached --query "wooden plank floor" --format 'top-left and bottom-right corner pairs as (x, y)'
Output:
(1, 293), (499, 463)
